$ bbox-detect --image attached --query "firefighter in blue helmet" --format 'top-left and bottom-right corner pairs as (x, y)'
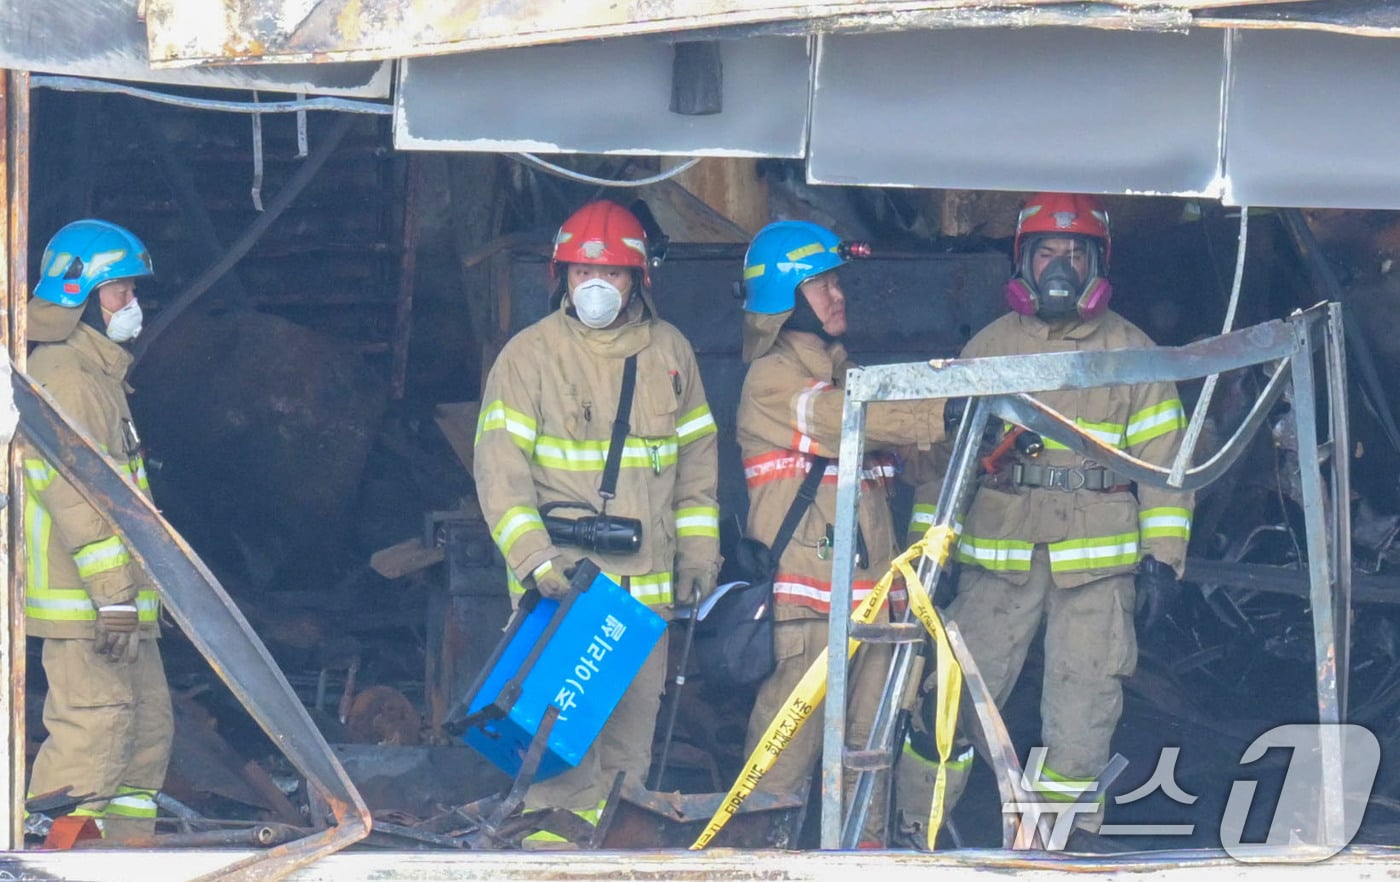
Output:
(736, 219), (947, 845)
(23, 219), (173, 841)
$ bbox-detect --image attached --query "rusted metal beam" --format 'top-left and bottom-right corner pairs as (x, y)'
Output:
(140, 0), (1321, 66)
(1198, 0), (1400, 36)
(1, 67), (26, 853)
(0, 69), (12, 854)
(72, 823), (309, 849)
(10, 366), (371, 882)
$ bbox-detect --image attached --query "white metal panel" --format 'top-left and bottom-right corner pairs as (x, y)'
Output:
(1225, 29), (1400, 209)
(807, 27), (1227, 196)
(394, 36), (810, 157)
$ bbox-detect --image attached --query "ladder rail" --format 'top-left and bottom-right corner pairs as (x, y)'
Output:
(840, 399), (989, 846)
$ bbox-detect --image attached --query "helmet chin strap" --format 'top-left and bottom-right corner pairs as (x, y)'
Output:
(785, 292), (840, 342)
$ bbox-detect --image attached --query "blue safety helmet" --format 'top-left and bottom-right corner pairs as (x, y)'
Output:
(742, 220), (845, 314)
(33, 219), (153, 308)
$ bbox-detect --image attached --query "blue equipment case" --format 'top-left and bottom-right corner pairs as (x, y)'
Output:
(448, 558), (666, 781)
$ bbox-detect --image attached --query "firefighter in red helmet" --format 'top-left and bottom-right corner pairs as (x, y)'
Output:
(897, 193), (1194, 851)
(474, 200), (719, 845)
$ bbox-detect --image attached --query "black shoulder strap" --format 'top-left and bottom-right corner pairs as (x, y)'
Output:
(769, 455), (829, 564)
(599, 354), (638, 504)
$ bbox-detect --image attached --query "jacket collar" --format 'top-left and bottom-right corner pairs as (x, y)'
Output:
(555, 296), (653, 358)
(66, 323), (135, 388)
(1015, 310), (1108, 342)
(774, 330), (849, 386)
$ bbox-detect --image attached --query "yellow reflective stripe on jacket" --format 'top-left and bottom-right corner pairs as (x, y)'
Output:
(24, 586), (159, 623)
(1140, 506), (1191, 542)
(533, 435), (679, 472)
(676, 404), (717, 446)
(1039, 418), (1126, 451)
(1125, 398), (1186, 447)
(26, 587), (99, 622)
(491, 505), (547, 559)
(107, 786), (158, 819)
(23, 441), (158, 625)
(134, 591), (160, 621)
(23, 457), (56, 489)
(476, 399), (538, 453)
(24, 492), (51, 598)
(1046, 531), (1140, 571)
(625, 572), (674, 605)
(74, 535), (132, 579)
(676, 505), (720, 539)
(507, 568), (674, 607)
(955, 537), (1034, 571)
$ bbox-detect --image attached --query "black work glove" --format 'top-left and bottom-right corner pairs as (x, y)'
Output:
(943, 397), (969, 435)
(94, 604), (140, 664)
(1134, 555), (1181, 631)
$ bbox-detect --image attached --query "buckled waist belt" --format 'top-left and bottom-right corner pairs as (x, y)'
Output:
(1010, 462), (1130, 493)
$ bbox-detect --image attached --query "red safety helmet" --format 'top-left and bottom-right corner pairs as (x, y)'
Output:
(1006, 192), (1113, 320)
(552, 200), (651, 287)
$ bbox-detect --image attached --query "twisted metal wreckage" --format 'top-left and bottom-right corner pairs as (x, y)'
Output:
(0, 284), (1369, 879)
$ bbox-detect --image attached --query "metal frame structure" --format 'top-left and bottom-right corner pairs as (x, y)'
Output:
(825, 303), (1352, 849)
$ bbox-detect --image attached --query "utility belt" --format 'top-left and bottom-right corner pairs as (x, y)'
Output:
(985, 461), (1131, 493)
(1012, 461), (1130, 493)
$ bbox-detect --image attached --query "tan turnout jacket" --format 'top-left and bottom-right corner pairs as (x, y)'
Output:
(909, 310), (1194, 586)
(475, 300), (720, 615)
(24, 322), (160, 640)
(738, 331), (945, 620)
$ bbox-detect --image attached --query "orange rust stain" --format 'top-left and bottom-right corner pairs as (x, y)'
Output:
(336, 0), (366, 38)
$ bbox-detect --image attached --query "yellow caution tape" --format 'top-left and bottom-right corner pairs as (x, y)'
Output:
(904, 535), (963, 851)
(690, 525), (960, 850)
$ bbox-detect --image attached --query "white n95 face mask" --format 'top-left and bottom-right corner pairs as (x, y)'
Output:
(571, 278), (624, 329)
(105, 299), (143, 342)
